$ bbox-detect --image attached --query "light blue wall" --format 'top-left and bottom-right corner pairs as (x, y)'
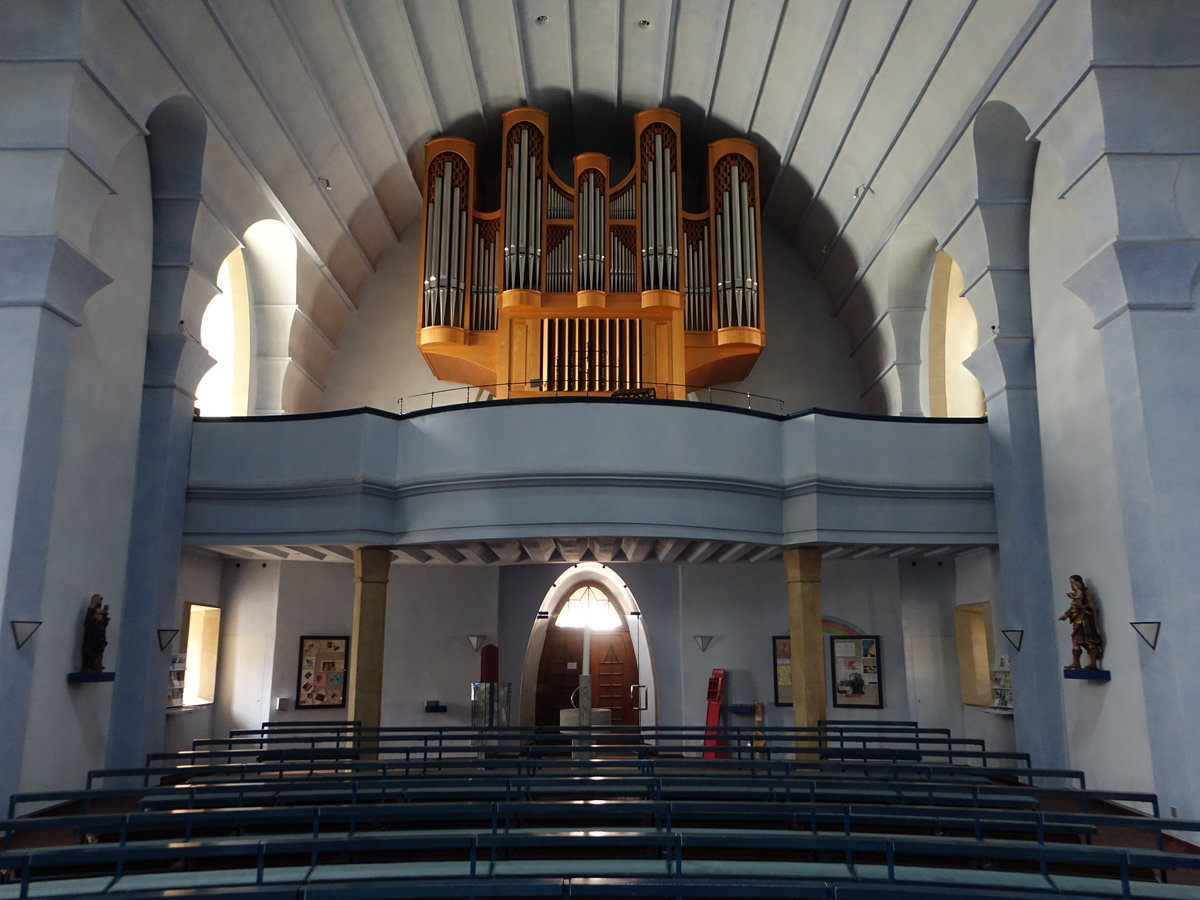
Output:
(1027, 140), (1156, 798)
(185, 406), (996, 550)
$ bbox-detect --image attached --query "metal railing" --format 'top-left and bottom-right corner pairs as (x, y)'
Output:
(398, 382), (785, 415)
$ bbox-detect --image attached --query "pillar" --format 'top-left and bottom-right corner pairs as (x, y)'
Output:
(784, 547), (825, 730)
(348, 547), (391, 734)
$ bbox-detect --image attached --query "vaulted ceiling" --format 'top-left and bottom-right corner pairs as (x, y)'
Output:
(125, 0), (1049, 316)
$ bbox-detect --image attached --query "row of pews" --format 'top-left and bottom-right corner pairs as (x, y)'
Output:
(2, 720), (1198, 898)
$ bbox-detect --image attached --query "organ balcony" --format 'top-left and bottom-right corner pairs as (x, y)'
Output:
(417, 108), (766, 400)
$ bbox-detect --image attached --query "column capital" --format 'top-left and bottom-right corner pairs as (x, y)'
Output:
(1065, 238), (1200, 327)
(143, 331), (214, 398)
(354, 546), (393, 584)
(784, 547), (821, 584)
(965, 334), (1036, 401)
(0, 235), (110, 326)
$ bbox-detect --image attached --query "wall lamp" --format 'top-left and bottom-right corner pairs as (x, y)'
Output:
(157, 629), (179, 651)
(693, 635), (713, 652)
(466, 634), (487, 651)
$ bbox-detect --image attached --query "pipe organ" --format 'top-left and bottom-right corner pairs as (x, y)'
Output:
(418, 108), (765, 398)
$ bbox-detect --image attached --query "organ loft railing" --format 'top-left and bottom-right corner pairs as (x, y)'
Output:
(417, 108), (765, 400)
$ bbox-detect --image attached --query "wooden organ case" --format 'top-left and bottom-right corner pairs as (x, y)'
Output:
(417, 108), (765, 400)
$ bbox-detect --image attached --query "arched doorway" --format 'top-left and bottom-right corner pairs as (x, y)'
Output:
(519, 563), (656, 728)
(535, 584), (639, 727)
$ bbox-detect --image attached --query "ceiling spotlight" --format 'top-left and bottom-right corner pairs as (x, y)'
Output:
(318, 177), (332, 191)
(851, 184), (872, 200)
(536, 15), (548, 24)
(637, 19), (652, 29)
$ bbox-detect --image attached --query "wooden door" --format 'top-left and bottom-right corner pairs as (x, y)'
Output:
(535, 625), (639, 728)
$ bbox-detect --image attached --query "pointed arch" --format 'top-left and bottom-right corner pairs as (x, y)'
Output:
(518, 563), (657, 728)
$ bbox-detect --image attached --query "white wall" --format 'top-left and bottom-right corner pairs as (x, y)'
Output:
(164, 549), (222, 753)
(319, 236), (453, 412)
(956, 548), (1015, 753)
(718, 224), (867, 413)
(19, 135), (153, 795)
(380, 565), (500, 726)
(678, 562), (790, 727)
(822, 559), (910, 721)
(898, 560), (963, 736)
(268, 562), (356, 722)
(213, 560), (281, 738)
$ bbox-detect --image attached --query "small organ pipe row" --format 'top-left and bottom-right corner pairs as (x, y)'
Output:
(470, 219), (498, 330)
(684, 219), (711, 331)
(545, 227), (572, 294)
(610, 227), (637, 294)
(540, 317), (642, 392)
(423, 154), (468, 328)
(548, 182), (573, 220)
(610, 182), (635, 220)
(577, 170), (605, 291)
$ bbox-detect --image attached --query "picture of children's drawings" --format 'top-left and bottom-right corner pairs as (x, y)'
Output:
(296, 635), (349, 708)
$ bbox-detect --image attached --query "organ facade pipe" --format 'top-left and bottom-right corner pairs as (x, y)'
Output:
(417, 108), (764, 396)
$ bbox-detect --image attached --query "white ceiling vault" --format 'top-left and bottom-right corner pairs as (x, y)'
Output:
(124, 0), (1049, 319)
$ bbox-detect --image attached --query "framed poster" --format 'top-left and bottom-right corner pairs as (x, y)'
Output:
(296, 635), (350, 709)
(773, 635), (792, 706)
(830, 635), (882, 708)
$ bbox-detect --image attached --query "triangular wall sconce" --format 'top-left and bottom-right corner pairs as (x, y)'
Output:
(1001, 629), (1024, 652)
(10, 621), (43, 649)
(693, 635), (713, 652)
(466, 634), (487, 651)
(157, 629), (180, 651)
(1130, 621), (1161, 651)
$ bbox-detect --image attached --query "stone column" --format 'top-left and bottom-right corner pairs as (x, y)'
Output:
(784, 547), (825, 730)
(0, 26), (126, 798)
(348, 547), (392, 739)
(1037, 10), (1200, 813)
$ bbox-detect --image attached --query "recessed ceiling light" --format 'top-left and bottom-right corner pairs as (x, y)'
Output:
(637, 19), (652, 29)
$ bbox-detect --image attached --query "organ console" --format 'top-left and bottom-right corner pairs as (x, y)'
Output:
(417, 108), (765, 399)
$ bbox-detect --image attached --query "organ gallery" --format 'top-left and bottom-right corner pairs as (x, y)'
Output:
(417, 108), (765, 399)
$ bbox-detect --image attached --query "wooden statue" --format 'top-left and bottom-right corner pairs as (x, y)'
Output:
(1059, 575), (1103, 669)
(81, 594), (110, 673)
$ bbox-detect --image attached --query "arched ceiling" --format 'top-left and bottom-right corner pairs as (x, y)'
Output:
(125, 0), (1052, 318)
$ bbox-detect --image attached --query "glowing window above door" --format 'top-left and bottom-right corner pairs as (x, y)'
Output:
(555, 584), (622, 631)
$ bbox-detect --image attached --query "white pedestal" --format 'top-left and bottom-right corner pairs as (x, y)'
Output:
(559, 708), (612, 759)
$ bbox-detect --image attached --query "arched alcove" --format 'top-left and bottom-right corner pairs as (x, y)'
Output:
(928, 251), (984, 418)
(241, 219), (298, 415)
(518, 563), (656, 728)
(194, 248), (251, 416)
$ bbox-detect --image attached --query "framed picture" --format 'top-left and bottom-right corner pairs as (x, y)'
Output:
(773, 635), (792, 706)
(296, 635), (350, 709)
(830, 635), (882, 708)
